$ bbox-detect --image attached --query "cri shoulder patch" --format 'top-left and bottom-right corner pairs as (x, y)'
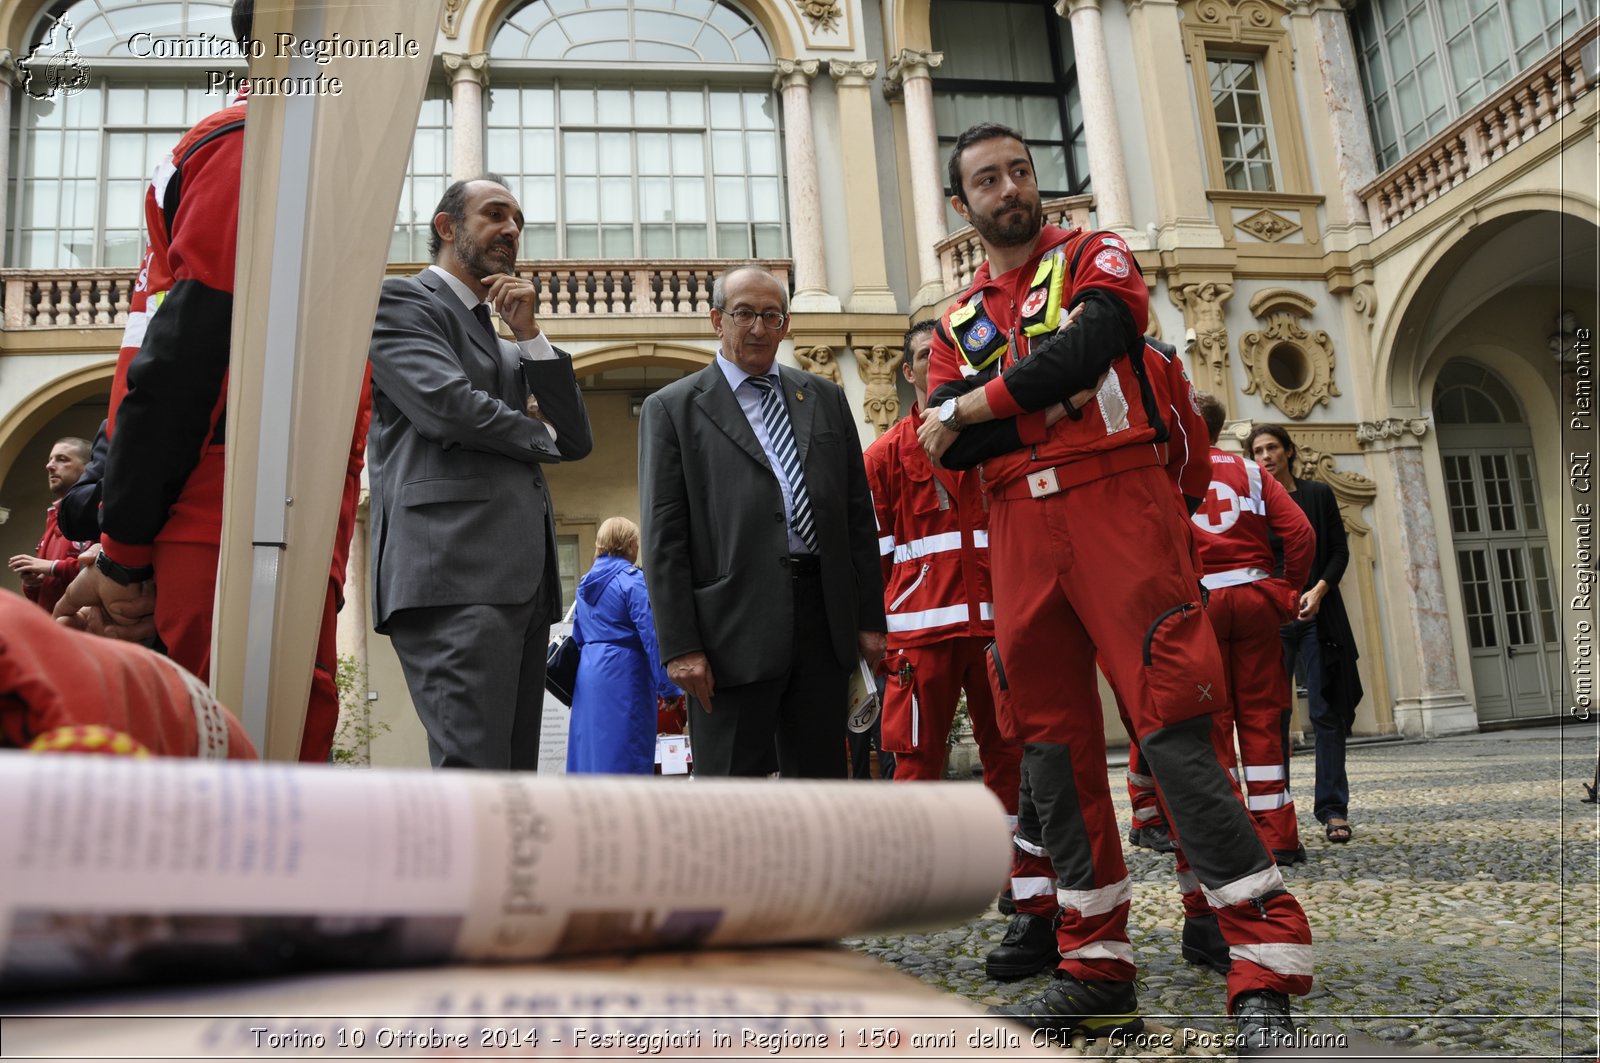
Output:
(1094, 246), (1131, 279)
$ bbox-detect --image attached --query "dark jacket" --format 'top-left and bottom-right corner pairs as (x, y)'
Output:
(1291, 476), (1363, 731)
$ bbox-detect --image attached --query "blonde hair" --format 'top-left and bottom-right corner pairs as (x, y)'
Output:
(594, 516), (641, 563)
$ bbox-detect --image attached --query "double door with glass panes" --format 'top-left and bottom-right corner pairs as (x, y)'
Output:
(1442, 444), (1561, 722)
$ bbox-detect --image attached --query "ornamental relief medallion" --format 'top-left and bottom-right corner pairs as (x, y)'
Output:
(1239, 287), (1338, 419)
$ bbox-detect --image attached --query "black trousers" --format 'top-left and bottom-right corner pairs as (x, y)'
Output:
(686, 565), (849, 778)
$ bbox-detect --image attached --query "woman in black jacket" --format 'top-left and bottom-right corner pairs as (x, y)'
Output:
(1248, 424), (1362, 844)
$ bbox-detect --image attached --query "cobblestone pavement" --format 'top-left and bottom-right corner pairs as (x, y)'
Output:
(844, 727), (1600, 1060)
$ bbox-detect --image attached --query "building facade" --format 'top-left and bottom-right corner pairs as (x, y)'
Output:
(0, 0), (1592, 765)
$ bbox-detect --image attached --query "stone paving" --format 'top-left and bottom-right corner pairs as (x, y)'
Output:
(844, 727), (1600, 1060)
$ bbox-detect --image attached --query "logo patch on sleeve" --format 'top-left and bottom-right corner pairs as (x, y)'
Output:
(1021, 288), (1049, 319)
(1094, 246), (1131, 279)
(963, 319), (997, 351)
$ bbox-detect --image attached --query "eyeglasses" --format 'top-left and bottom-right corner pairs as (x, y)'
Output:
(716, 306), (787, 330)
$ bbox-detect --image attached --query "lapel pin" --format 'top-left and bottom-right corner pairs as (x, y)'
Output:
(796, 390), (804, 401)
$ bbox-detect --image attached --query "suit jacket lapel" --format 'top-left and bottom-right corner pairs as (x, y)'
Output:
(418, 269), (505, 365)
(692, 363), (771, 471)
(779, 365), (819, 464)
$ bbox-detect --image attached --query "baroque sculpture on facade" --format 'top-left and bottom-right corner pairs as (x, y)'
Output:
(795, 344), (843, 385)
(857, 344), (903, 436)
(1294, 445), (1377, 538)
(1239, 288), (1340, 419)
(799, 0), (843, 33)
(1170, 281), (1233, 398)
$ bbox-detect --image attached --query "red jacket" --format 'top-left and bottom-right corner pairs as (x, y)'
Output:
(864, 407), (993, 649)
(1190, 448), (1315, 614)
(24, 504), (90, 614)
(927, 225), (1159, 494)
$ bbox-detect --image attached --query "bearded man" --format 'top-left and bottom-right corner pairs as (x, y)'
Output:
(366, 175), (592, 770)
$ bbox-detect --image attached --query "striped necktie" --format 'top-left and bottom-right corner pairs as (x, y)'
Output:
(746, 375), (817, 552)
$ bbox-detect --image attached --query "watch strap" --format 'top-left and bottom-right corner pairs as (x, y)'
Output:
(96, 552), (155, 586)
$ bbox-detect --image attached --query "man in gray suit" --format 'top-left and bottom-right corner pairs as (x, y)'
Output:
(639, 265), (886, 778)
(367, 176), (592, 770)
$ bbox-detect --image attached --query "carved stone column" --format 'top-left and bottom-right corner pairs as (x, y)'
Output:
(1357, 420), (1477, 736)
(829, 60), (898, 314)
(857, 344), (905, 435)
(0, 51), (14, 250)
(443, 52), (488, 180)
(795, 344), (843, 384)
(887, 49), (947, 306)
(1055, 0), (1132, 233)
(1169, 280), (1233, 402)
(776, 59), (839, 312)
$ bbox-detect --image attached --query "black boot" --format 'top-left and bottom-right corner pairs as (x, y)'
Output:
(990, 972), (1144, 1037)
(1127, 824), (1178, 853)
(997, 887), (1017, 916)
(985, 912), (1058, 980)
(1233, 989), (1295, 1053)
(1180, 913), (1231, 974)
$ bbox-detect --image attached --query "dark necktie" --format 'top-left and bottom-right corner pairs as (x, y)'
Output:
(746, 375), (817, 552)
(472, 303), (497, 342)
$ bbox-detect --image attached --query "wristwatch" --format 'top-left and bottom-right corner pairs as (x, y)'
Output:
(96, 552), (154, 586)
(937, 397), (963, 433)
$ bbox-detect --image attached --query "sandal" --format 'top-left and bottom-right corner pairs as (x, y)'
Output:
(1324, 819), (1353, 844)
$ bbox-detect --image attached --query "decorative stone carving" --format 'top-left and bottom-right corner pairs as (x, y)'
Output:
(1239, 287), (1338, 419)
(828, 58), (877, 85)
(1356, 417), (1430, 445)
(774, 57), (821, 87)
(857, 345), (904, 436)
(441, 51), (488, 86)
(1351, 282), (1378, 327)
(1295, 445), (1376, 537)
(800, 0), (843, 33)
(1170, 281), (1233, 398)
(442, 0), (464, 38)
(1236, 208), (1301, 242)
(795, 345), (843, 385)
(1188, 0), (1289, 36)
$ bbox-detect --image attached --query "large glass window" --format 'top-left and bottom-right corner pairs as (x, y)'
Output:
(930, 0), (1088, 227)
(391, 86), (453, 262)
(1353, 0), (1596, 170)
(8, 0), (237, 268)
(486, 0), (783, 260)
(1207, 55), (1278, 192)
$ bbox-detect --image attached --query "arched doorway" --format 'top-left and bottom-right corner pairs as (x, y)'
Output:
(1433, 359), (1560, 722)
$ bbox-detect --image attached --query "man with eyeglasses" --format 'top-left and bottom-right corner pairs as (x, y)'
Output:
(639, 265), (886, 778)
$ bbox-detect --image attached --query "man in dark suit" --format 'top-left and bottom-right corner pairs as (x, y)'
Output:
(638, 265), (886, 778)
(367, 175), (592, 770)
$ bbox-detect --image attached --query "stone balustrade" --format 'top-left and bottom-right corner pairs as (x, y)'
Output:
(1361, 21), (1596, 235)
(935, 195), (1094, 296)
(2, 271), (134, 329)
(1, 259), (793, 329)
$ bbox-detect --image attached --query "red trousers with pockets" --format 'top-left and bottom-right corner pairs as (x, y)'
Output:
(988, 464), (1312, 1007)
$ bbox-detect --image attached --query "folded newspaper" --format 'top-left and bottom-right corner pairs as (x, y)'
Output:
(0, 752), (1011, 995)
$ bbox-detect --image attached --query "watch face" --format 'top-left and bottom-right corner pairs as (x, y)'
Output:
(940, 399), (957, 419)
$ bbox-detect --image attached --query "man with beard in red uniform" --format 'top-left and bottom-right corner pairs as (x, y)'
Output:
(917, 123), (1311, 1049)
(53, 0), (370, 763)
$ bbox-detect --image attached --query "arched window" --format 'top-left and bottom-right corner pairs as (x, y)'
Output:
(391, 87), (453, 262)
(1432, 359), (1524, 425)
(8, 0), (239, 268)
(485, 0), (784, 260)
(930, 0), (1089, 228)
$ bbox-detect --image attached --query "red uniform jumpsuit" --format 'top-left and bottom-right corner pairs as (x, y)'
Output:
(928, 224), (1312, 1007)
(864, 405), (1022, 811)
(23, 504), (90, 614)
(1191, 449), (1315, 853)
(99, 94), (371, 763)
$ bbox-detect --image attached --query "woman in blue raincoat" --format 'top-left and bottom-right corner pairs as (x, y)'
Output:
(566, 517), (680, 774)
